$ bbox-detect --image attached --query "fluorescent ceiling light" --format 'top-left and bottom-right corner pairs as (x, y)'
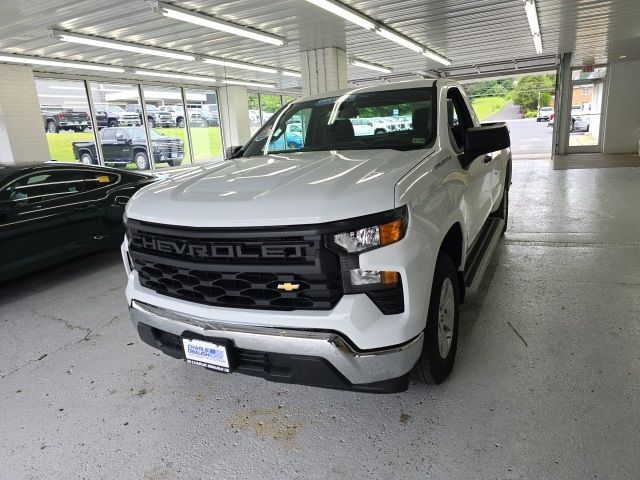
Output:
(0, 54), (125, 73)
(203, 57), (277, 74)
(38, 94), (86, 98)
(160, 3), (285, 46)
(523, 0), (543, 54)
(423, 49), (452, 66)
(282, 70), (302, 78)
(350, 59), (392, 74)
(376, 28), (423, 54)
(56, 31), (196, 61)
(134, 70), (217, 83)
(223, 79), (275, 89)
(302, 0), (375, 30)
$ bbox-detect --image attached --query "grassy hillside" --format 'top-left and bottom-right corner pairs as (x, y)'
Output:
(471, 96), (509, 121)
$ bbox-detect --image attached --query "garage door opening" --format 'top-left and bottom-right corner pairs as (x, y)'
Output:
(462, 72), (556, 159)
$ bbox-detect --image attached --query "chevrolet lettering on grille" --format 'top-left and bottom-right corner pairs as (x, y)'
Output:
(134, 235), (308, 259)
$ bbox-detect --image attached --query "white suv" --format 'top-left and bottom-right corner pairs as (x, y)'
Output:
(122, 79), (511, 393)
(537, 106), (554, 122)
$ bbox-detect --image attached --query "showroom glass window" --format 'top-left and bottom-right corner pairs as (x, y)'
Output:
(248, 93), (261, 135)
(260, 94), (282, 126)
(89, 82), (151, 170)
(183, 88), (223, 164)
(35, 78), (95, 163)
(142, 85), (191, 168)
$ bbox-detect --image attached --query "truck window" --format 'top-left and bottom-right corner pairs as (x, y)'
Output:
(102, 129), (116, 141)
(446, 88), (473, 153)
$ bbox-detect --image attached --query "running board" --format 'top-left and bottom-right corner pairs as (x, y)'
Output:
(463, 217), (504, 293)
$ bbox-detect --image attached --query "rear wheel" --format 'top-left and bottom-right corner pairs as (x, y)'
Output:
(411, 253), (460, 385)
(167, 159), (182, 167)
(47, 120), (58, 133)
(108, 119), (118, 127)
(80, 152), (95, 165)
(134, 151), (150, 170)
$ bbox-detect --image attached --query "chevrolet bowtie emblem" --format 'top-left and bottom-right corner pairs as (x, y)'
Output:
(277, 282), (300, 292)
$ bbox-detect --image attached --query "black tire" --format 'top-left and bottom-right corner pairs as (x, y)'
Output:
(79, 152), (95, 165)
(47, 120), (58, 133)
(411, 253), (460, 385)
(374, 129), (385, 135)
(177, 118), (185, 128)
(498, 185), (509, 235)
(167, 159), (182, 167)
(134, 151), (150, 170)
(108, 119), (118, 127)
(148, 118), (155, 128)
(287, 141), (298, 149)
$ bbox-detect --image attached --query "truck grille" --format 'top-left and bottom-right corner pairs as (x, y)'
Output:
(127, 220), (344, 311)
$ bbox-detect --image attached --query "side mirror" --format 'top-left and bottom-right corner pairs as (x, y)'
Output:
(225, 145), (243, 160)
(464, 123), (510, 156)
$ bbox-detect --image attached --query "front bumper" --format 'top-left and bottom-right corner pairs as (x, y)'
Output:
(129, 299), (423, 392)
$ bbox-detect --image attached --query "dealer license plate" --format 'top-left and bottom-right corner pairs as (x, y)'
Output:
(182, 338), (230, 373)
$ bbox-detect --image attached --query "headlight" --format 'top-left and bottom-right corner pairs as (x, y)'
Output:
(331, 211), (407, 254)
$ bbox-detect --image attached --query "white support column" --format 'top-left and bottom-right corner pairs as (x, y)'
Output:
(218, 85), (252, 149)
(555, 52), (573, 156)
(0, 65), (50, 166)
(300, 47), (348, 96)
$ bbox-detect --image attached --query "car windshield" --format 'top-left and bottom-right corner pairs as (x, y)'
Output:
(146, 105), (158, 112)
(107, 105), (125, 113)
(242, 87), (437, 156)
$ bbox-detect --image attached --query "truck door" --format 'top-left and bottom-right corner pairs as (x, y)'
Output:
(445, 87), (494, 247)
(100, 128), (118, 162)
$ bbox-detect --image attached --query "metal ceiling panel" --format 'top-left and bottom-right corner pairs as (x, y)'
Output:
(0, 0), (638, 89)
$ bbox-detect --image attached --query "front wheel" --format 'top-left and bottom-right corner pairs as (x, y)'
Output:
(167, 159), (182, 167)
(177, 118), (185, 128)
(134, 151), (150, 170)
(108, 120), (118, 127)
(411, 253), (460, 385)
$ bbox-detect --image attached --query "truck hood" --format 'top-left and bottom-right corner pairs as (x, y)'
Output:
(126, 149), (433, 227)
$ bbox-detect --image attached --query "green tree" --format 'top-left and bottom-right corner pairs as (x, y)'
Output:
(512, 74), (555, 113)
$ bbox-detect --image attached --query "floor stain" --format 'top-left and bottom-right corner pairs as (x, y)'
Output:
(228, 407), (303, 448)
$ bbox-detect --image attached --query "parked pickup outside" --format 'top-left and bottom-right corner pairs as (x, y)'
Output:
(125, 104), (174, 128)
(95, 105), (142, 128)
(72, 126), (184, 170)
(121, 79), (511, 392)
(42, 108), (91, 133)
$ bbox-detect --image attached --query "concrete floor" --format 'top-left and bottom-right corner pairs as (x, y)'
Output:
(1, 160), (639, 480)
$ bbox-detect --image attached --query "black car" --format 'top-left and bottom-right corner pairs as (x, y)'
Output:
(0, 163), (156, 282)
(72, 127), (184, 170)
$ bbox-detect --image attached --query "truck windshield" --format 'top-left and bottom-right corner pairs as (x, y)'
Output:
(242, 87), (436, 156)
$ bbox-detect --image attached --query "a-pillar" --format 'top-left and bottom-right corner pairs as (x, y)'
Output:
(300, 47), (348, 96)
(0, 64), (50, 166)
(218, 85), (252, 150)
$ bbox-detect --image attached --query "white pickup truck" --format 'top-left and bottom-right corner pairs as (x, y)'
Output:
(122, 79), (511, 393)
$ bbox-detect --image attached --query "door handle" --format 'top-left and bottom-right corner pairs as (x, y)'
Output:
(114, 196), (129, 206)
